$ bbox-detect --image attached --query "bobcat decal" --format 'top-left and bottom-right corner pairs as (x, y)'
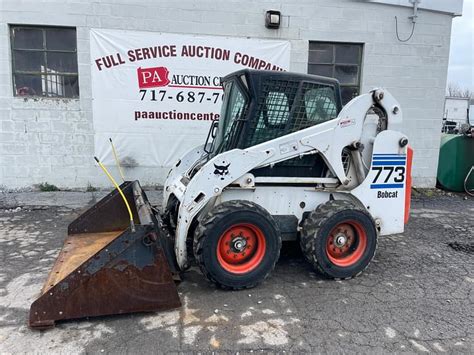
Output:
(213, 163), (230, 180)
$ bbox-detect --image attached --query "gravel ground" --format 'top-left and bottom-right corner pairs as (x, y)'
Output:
(0, 190), (472, 354)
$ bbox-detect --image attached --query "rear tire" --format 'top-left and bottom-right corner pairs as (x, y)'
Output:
(300, 200), (377, 279)
(194, 200), (281, 290)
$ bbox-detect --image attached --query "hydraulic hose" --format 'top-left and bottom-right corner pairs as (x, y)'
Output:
(109, 138), (126, 182)
(94, 156), (136, 232)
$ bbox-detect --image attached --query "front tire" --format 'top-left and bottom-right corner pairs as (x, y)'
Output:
(300, 200), (377, 279)
(193, 200), (281, 289)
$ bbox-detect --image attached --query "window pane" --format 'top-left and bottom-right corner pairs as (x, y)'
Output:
(308, 44), (333, 64)
(42, 74), (79, 98)
(63, 75), (80, 97)
(14, 74), (43, 96)
(308, 64), (333, 77)
(47, 52), (78, 73)
(335, 45), (361, 64)
(335, 65), (359, 85)
(221, 81), (248, 139)
(13, 50), (45, 72)
(340, 86), (359, 105)
(12, 27), (43, 49)
(44, 74), (65, 97)
(46, 28), (76, 51)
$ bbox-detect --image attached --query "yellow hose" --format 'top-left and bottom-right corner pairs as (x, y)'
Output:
(109, 138), (126, 182)
(94, 156), (135, 232)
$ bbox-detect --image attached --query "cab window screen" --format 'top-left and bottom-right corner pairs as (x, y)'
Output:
(287, 82), (338, 133)
(245, 79), (338, 147)
(264, 92), (290, 126)
(303, 86), (338, 124)
(246, 79), (298, 147)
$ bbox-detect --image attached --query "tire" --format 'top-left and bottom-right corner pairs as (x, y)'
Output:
(194, 200), (281, 290)
(300, 200), (377, 279)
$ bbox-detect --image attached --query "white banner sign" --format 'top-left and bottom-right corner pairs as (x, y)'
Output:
(90, 28), (291, 177)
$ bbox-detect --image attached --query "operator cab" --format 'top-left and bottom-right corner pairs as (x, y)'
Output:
(209, 69), (343, 178)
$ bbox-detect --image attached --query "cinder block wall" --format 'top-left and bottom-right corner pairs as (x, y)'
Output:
(0, 0), (453, 189)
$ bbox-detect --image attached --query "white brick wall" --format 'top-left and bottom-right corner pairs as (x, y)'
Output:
(0, 0), (456, 189)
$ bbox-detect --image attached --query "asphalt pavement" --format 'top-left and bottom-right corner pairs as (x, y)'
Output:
(0, 189), (472, 354)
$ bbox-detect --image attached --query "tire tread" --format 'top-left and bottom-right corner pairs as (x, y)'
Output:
(300, 200), (377, 280)
(194, 200), (282, 290)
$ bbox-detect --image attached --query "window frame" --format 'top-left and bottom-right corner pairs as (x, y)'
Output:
(10, 24), (79, 98)
(214, 78), (250, 154)
(308, 41), (363, 105)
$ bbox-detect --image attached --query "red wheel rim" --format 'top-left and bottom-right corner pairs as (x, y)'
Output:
(326, 221), (367, 267)
(216, 223), (266, 274)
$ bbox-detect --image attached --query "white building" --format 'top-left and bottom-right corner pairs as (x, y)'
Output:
(0, 0), (464, 189)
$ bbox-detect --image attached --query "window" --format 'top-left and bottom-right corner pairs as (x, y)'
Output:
(308, 42), (362, 105)
(222, 81), (248, 137)
(216, 80), (249, 153)
(10, 26), (79, 98)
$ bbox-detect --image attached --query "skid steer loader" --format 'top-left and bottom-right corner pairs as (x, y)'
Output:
(29, 69), (413, 328)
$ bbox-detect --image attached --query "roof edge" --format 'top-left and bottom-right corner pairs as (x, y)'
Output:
(362, 0), (464, 16)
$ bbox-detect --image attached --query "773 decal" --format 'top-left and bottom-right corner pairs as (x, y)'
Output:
(370, 154), (406, 189)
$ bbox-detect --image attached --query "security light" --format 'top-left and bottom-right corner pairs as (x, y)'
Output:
(265, 10), (281, 29)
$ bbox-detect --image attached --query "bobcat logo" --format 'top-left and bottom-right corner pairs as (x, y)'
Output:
(214, 163), (230, 180)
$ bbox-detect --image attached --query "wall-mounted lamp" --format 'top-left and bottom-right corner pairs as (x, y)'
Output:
(265, 10), (281, 29)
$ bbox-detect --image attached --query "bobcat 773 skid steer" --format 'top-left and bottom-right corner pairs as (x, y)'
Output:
(29, 69), (413, 328)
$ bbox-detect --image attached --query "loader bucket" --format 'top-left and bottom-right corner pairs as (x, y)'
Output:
(29, 181), (181, 329)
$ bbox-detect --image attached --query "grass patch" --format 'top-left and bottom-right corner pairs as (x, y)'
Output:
(37, 182), (60, 192)
(411, 187), (455, 198)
